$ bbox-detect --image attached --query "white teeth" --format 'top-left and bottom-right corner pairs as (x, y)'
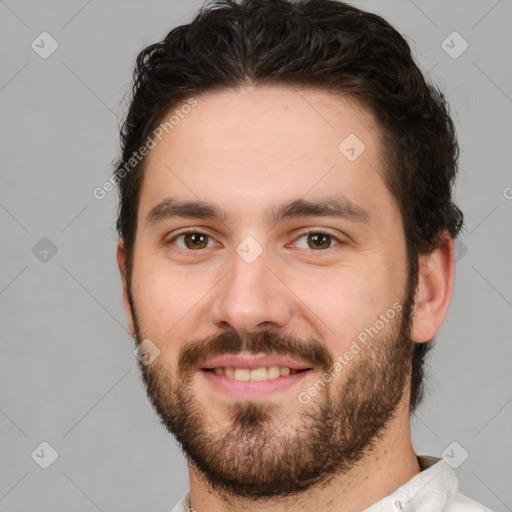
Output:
(210, 366), (306, 381)
(234, 368), (250, 381)
(267, 366), (281, 379)
(249, 367), (267, 381)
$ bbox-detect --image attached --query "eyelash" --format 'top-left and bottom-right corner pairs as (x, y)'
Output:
(166, 229), (344, 251)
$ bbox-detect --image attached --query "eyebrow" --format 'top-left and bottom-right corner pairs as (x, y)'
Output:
(144, 195), (372, 228)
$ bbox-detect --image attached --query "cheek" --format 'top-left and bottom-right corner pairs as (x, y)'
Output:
(291, 265), (389, 349)
(131, 275), (195, 370)
(131, 262), (209, 339)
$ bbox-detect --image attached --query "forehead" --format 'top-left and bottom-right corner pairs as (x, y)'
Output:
(137, 85), (398, 228)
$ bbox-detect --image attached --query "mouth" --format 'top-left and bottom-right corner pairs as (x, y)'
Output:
(202, 366), (311, 380)
(199, 354), (314, 399)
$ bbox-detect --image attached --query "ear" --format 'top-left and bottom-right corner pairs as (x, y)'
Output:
(116, 239), (135, 337)
(410, 232), (455, 343)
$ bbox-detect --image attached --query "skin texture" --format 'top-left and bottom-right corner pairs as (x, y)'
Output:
(117, 85), (455, 512)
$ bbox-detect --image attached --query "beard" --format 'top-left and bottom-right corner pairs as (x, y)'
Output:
(128, 278), (416, 502)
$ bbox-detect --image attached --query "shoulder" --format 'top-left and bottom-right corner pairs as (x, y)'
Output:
(417, 455), (495, 512)
(447, 492), (496, 512)
(170, 490), (190, 512)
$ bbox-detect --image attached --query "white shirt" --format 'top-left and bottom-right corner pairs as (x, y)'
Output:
(171, 455), (495, 511)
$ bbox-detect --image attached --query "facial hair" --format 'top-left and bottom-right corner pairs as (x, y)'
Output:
(128, 281), (415, 502)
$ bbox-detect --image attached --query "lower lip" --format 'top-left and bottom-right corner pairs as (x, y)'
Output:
(200, 369), (312, 399)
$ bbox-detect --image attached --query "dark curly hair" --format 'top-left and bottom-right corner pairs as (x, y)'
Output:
(114, 0), (463, 413)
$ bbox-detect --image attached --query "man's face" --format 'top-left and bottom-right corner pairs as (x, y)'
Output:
(121, 86), (416, 499)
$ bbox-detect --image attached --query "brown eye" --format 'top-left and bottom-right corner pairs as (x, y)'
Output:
(291, 231), (342, 251)
(172, 232), (214, 250)
(307, 233), (333, 250)
(184, 233), (209, 249)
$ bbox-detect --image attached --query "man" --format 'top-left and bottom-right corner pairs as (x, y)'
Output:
(114, 0), (494, 510)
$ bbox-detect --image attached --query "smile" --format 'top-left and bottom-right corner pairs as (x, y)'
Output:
(204, 366), (308, 381)
(200, 367), (312, 398)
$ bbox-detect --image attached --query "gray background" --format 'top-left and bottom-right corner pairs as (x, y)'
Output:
(1, 0), (511, 511)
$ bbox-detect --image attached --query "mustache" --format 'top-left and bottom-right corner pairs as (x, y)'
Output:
(177, 330), (334, 374)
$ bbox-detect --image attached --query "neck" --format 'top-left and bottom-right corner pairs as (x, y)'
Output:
(188, 399), (420, 512)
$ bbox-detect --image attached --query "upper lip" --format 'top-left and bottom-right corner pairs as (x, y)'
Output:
(200, 352), (313, 371)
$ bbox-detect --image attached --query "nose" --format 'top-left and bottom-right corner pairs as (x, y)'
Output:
(209, 247), (293, 334)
